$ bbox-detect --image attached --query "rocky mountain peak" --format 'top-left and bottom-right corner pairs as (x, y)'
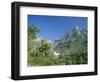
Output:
(54, 26), (87, 50)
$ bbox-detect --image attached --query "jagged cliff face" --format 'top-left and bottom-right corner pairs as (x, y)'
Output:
(54, 26), (87, 53)
(52, 26), (88, 64)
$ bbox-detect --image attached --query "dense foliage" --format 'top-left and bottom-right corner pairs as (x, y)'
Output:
(28, 25), (63, 66)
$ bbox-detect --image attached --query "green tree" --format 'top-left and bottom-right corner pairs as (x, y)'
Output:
(28, 25), (40, 39)
(38, 40), (53, 57)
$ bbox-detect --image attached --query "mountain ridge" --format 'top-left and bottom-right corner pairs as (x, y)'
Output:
(54, 26), (87, 52)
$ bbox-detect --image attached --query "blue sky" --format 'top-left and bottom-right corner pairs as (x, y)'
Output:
(28, 15), (87, 41)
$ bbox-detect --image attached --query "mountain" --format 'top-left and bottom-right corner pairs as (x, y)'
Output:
(54, 26), (87, 53)
(53, 26), (87, 64)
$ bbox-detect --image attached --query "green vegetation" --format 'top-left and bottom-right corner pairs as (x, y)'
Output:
(28, 25), (87, 66)
(58, 38), (87, 65)
(28, 25), (63, 66)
